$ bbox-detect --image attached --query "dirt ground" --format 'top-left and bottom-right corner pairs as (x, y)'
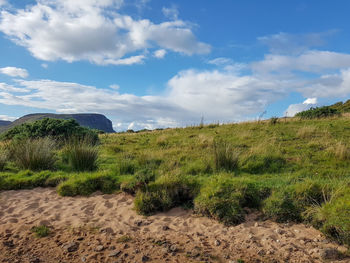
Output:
(0, 188), (349, 263)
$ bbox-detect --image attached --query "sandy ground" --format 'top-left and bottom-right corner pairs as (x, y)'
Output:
(0, 188), (349, 263)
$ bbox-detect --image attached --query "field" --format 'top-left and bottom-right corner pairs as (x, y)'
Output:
(1, 116), (350, 261)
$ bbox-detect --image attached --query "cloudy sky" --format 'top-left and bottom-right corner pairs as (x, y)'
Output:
(1, 0), (350, 130)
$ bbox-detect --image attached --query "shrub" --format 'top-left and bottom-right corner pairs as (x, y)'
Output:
(263, 189), (302, 223)
(134, 174), (199, 215)
(57, 173), (119, 196)
(1, 118), (98, 143)
(194, 176), (268, 225)
(241, 154), (286, 174)
(7, 137), (56, 171)
(31, 225), (50, 238)
(213, 139), (239, 172)
(63, 137), (98, 172)
(295, 106), (340, 119)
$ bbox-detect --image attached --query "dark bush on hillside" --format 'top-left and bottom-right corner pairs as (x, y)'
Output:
(213, 139), (239, 172)
(134, 175), (199, 215)
(295, 106), (340, 119)
(1, 118), (98, 143)
(194, 176), (269, 225)
(62, 137), (99, 172)
(241, 154), (286, 174)
(57, 173), (119, 196)
(7, 137), (56, 171)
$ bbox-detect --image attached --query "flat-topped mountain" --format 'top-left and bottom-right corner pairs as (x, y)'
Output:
(0, 120), (11, 127)
(0, 113), (115, 133)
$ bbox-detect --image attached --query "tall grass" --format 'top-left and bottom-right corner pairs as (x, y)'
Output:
(0, 152), (7, 171)
(8, 137), (56, 170)
(63, 137), (98, 172)
(213, 139), (239, 172)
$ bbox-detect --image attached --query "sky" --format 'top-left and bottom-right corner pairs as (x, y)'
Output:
(1, 1), (350, 131)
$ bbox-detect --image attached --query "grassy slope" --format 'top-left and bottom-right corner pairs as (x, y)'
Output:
(1, 116), (350, 244)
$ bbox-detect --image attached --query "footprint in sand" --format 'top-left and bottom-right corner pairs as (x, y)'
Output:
(104, 201), (113, 209)
(6, 207), (15, 214)
(25, 202), (39, 210)
(8, 218), (18, 223)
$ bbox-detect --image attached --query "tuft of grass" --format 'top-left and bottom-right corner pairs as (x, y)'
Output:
(315, 189), (350, 245)
(262, 189), (302, 223)
(134, 174), (199, 215)
(194, 175), (269, 225)
(0, 152), (7, 171)
(63, 137), (98, 172)
(333, 142), (350, 160)
(57, 173), (119, 196)
(297, 126), (316, 139)
(213, 139), (239, 172)
(31, 225), (50, 238)
(118, 158), (137, 175)
(8, 137), (56, 171)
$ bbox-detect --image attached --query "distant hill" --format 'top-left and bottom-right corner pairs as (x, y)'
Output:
(0, 113), (115, 133)
(0, 120), (12, 127)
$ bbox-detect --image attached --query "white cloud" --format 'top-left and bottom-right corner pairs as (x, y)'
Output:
(0, 67), (28, 78)
(252, 50), (350, 74)
(162, 5), (179, 20)
(0, 0), (210, 65)
(208, 57), (233, 66)
(41, 63), (48, 69)
(109, 84), (120, 90)
(258, 32), (336, 55)
(0, 114), (17, 121)
(285, 98), (318, 117)
(153, 49), (166, 59)
(0, 0), (6, 7)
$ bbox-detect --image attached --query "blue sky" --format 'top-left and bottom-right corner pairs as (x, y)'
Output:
(1, 0), (350, 130)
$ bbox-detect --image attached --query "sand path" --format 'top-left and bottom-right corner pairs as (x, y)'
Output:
(0, 188), (349, 263)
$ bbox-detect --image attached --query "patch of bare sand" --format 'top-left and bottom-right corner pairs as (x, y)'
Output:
(0, 188), (349, 263)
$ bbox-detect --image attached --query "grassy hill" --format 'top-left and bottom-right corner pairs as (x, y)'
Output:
(0, 115), (350, 245)
(0, 113), (115, 133)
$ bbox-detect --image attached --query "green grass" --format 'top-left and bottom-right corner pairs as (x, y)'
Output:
(31, 225), (50, 238)
(2, 116), (350, 245)
(7, 137), (57, 171)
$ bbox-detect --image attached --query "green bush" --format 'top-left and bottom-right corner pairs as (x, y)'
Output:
(57, 173), (119, 196)
(1, 118), (98, 143)
(134, 174), (199, 215)
(63, 138), (98, 171)
(213, 139), (239, 172)
(241, 154), (286, 174)
(263, 189), (302, 223)
(295, 106), (340, 119)
(194, 176), (267, 225)
(7, 137), (56, 171)
(184, 160), (212, 175)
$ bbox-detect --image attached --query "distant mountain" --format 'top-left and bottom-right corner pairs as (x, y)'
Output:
(0, 120), (12, 127)
(0, 113), (115, 133)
